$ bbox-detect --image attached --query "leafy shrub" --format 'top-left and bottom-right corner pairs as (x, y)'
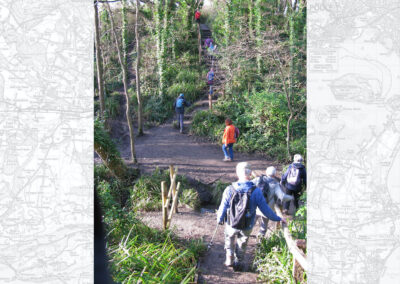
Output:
(254, 230), (294, 283)
(179, 188), (201, 210)
(191, 110), (225, 141)
(96, 177), (205, 283)
(211, 181), (230, 205)
(131, 168), (201, 211)
(105, 94), (121, 118)
(176, 69), (199, 83)
(167, 81), (204, 103)
(110, 232), (201, 284)
(191, 90), (306, 162)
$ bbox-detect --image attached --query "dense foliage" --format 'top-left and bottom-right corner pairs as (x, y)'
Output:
(192, 1), (306, 161)
(131, 168), (201, 211)
(95, 165), (205, 283)
(95, 2), (206, 125)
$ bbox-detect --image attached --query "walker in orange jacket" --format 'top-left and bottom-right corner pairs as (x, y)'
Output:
(222, 119), (236, 161)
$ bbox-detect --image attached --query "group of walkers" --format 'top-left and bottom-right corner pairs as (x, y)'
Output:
(217, 156), (306, 270)
(172, 10), (217, 134)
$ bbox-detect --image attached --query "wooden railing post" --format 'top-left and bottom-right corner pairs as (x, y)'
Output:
(274, 204), (307, 280)
(161, 181), (168, 230)
(162, 165), (180, 230)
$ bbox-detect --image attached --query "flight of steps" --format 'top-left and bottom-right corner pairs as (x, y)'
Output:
(198, 23), (225, 96)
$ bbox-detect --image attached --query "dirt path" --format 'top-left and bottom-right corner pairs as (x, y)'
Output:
(132, 102), (280, 184)
(139, 206), (277, 283)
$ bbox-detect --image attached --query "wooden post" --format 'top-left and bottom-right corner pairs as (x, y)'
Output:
(161, 181), (168, 230)
(292, 257), (296, 279)
(162, 165), (181, 230)
(208, 89), (213, 110)
(166, 173), (176, 208)
(168, 182), (181, 226)
(170, 165), (179, 213)
(169, 164), (174, 181)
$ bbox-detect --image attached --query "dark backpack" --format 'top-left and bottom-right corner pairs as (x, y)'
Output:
(256, 175), (270, 200)
(287, 165), (301, 186)
(228, 185), (255, 230)
(234, 127), (240, 139)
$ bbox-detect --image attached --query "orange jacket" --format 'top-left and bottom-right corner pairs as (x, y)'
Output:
(222, 124), (236, 145)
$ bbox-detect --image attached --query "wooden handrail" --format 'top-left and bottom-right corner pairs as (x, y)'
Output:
(274, 205), (307, 271)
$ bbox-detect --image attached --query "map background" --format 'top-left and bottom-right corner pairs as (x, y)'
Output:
(0, 0), (93, 283)
(0, 0), (399, 283)
(308, 0), (400, 283)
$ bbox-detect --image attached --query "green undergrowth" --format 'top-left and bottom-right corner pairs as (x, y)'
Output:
(191, 91), (306, 162)
(96, 165), (206, 283)
(132, 167), (201, 211)
(211, 180), (230, 206)
(129, 53), (206, 126)
(254, 192), (307, 283)
(254, 230), (294, 283)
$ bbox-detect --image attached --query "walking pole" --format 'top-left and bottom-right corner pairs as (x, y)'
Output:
(207, 223), (220, 251)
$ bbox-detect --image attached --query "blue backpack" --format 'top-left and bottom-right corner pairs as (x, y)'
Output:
(176, 98), (184, 108)
(208, 72), (214, 81)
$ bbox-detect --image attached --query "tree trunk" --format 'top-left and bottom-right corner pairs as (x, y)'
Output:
(255, 0), (262, 73)
(248, 0), (254, 40)
(94, 121), (128, 181)
(94, 141), (128, 181)
(106, 2), (137, 164)
(160, 0), (169, 95)
(135, 0), (144, 135)
(286, 113), (293, 160)
(155, 0), (162, 95)
(224, 0), (232, 47)
(94, 2), (105, 118)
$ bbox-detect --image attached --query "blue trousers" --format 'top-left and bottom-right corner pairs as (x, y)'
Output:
(222, 143), (234, 160)
(176, 113), (184, 132)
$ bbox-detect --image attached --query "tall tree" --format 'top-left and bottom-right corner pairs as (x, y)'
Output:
(254, 0), (262, 73)
(105, 2), (137, 163)
(135, 0), (144, 135)
(94, 1), (106, 118)
(155, 0), (166, 96)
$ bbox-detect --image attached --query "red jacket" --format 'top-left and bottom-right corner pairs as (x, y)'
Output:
(195, 11), (201, 20)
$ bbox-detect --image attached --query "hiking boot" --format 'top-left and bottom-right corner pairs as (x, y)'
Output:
(223, 157), (230, 162)
(224, 254), (234, 267)
(232, 260), (243, 271)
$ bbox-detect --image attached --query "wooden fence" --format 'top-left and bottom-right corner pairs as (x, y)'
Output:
(275, 205), (307, 282)
(161, 165), (180, 230)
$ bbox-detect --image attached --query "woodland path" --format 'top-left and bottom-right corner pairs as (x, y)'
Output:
(102, 23), (282, 185)
(100, 23), (285, 283)
(136, 24), (282, 284)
